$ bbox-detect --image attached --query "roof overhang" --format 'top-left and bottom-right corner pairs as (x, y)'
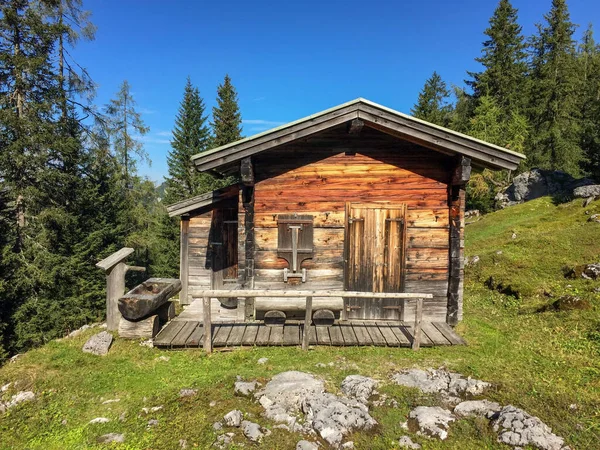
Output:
(191, 98), (525, 174)
(166, 184), (238, 217)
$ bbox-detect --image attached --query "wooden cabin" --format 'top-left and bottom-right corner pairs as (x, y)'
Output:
(167, 98), (524, 330)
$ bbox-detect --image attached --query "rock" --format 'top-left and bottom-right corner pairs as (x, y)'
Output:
(97, 433), (125, 443)
(583, 196), (594, 207)
(341, 442), (355, 449)
(9, 354), (21, 363)
(465, 210), (480, 218)
(550, 295), (591, 311)
(147, 419), (159, 427)
(179, 388), (198, 398)
(340, 375), (378, 403)
(302, 392), (377, 447)
(573, 184), (600, 198)
(139, 339), (153, 348)
(490, 405), (567, 450)
(256, 371), (325, 414)
(296, 440), (319, 450)
(82, 331), (113, 356)
(392, 368), (490, 398)
(398, 435), (422, 449)
(257, 357), (269, 365)
(588, 214), (600, 223)
(214, 432), (234, 448)
(1, 382), (11, 392)
(141, 405), (163, 414)
(209, 400), (217, 407)
(2, 391), (35, 412)
(512, 233), (517, 239)
(315, 363), (327, 368)
(102, 398), (120, 404)
(466, 255), (480, 266)
(234, 380), (259, 397)
(89, 417), (111, 424)
(407, 406), (455, 440)
(156, 355), (170, 362)
(583, 263), (600, 279)
(241, 420), (264, 442)
(213, 422), (223, 431)
(179, 439), (188, 449)
(67, 324), (90, 338)
(454, 400), (501, 418)
(496, 250), (503, 255)
(223, 410), (243, 427)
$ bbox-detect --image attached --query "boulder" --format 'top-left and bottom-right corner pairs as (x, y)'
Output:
(490, 405), (567, 450)
(391, 368), (490, 399)
(223, 410), (243, 427)
(407, 406), (455, 440)
(241, 420), (264, 442)
(454, 400), (501, 418)
(0, 391), (35, 413)
(573, 184), (600, 198)
(234, 380), (259, 397)
(340, 375), (378, 404)
(398, 435), (422, 449)
(296, 441), (319, 450)
(82, 331), (113, 356)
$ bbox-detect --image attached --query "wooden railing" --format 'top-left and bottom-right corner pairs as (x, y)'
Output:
(192, 290), (433, 353)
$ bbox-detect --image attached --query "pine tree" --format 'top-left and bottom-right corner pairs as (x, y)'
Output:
(467, 0), (528, 113)
(165, 77), (215, 203)
(211, 74), (242, 148)
(105, 80), (150, 185)
(528, 0), (583, 175)
(448, 86), (476, 134)
(411, 71), (452, 126)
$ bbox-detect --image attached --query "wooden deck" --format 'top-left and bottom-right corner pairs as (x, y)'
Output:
(153, 319), (466, 349)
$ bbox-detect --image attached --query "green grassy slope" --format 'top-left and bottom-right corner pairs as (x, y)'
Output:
(0, 197), (599, 449)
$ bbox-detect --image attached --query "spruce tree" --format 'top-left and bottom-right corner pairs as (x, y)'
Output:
(211, 74), (242, 148)
(528, 0), (582, 175)
(165, 77), (214, 203)
(411, 71), (452, 126)
(467, 0), (528, 113)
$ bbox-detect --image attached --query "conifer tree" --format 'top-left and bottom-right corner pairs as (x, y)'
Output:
(528, 0), (582, 175)
(467, 0), (528, 113)
(211, 74), (242, 148)
(165, 77), (214, 203)
(411, 71), (452, 126)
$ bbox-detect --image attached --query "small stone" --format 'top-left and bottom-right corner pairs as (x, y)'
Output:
(296, 440), (319, 450)
(589, 214), (600, 223)
(241, 420), (264, 442)
(9, 354), (21, 363)
(179, 439), (188, 449)
(213, 422), (223, 431)
(583, 197), (594, 207)
(140, 339), (153, 348)
(512, 233), (517, 239)
(82, 331), (113, 356)
(214, 433), (234, 448)
(119, 412), (126, 422)
(61, 419), (68, 425)
(341, 442), (355, 449)
(398, 435), (421, 449)
(1, 383), (11, 392)
(179, 388), (198, 398)
(234, 380), (259, 397)
(156, 355), (170, 362)
(315, 363), (327, 368)
(97, 433), (125, 443)
(223, 410), (243, 427)
(102, 398), (120, 404)
(4, 391), (35, 411)
(67, 324), (90, 338)
(209, 400), (217, 407)
(257, 357), (269, 365)
(569, 404), (578, 411)
(496, 250), (503, 255)
(89, 417), (111, 424)
(147, 419), (159, 428)
(142, 405), (163, 414)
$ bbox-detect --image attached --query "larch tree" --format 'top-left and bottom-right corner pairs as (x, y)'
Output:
(528, 0), (582, 175)
(411, 71), (452, 126)
(165, 77), (214, 204)
(211, 74), (242, 148)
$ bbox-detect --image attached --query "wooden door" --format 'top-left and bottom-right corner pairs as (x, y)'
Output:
(210, 206), (238, 291)
(345, 203), (406, 320)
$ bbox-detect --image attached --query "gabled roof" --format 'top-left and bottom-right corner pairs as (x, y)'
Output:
(191, 98), (525, 173)
(166, 184), (238, 217)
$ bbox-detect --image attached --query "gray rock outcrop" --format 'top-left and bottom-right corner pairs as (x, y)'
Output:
(0, 391), (35, 413)
(340, 375), (378, 404)
(223, 410), (243, 427)
(241, 420), (265, 442)
(407, 406), (455, 440)
(454, 399), (501, 418)
(296, 441), (319, 450)
(82, 331), (113, 356)
(398, 435), (422, 449)
(573, 184), (600, 198)
(392, 368), (490, 398)
(234, 380), (259, 397)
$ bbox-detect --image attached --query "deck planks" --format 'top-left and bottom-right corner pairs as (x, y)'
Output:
(153, 320), (465, 349)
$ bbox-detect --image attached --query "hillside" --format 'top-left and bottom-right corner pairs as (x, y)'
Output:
(0, 197), (599, 449)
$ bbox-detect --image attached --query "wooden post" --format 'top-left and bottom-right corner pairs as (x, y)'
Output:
(96, 247), (135, 332)
(203, 295), (212, 354)
(412, 297), (423, 351)
(302, 296), (313, 351)
(180, 216), (190, 305)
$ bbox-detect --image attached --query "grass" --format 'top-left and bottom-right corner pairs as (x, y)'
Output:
(1, 197), (599, 449)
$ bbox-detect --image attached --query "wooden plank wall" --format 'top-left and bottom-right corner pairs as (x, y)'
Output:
(187, 212), (212, 300)
(252, 125), (453, 322)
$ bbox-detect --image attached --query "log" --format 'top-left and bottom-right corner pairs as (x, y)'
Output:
(264, 310), (286, 326)
(118, 315), (159, 339)
(312, 309), (335, 326)
(118, 278), (182, 321)
(256, 297), (344, 312)
(157, 301), (175, 324)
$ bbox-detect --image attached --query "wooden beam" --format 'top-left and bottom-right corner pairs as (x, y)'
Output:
(96, 247), (134, 271)
(241, 157), (254, 186)
(190, 289), (433, 299)
(446, 185), (464, 325)
(347, 118), (364, 135)
(302, 296), (313, 351)
(104, 262), (126, 331)
(243, 186), (255, 316)
(203, 296), (212, 354)
(452, 156), (472, 185)
(412, 298), (423, 351)
(180, 217), (190, 305)
(166, 184), (238, 217)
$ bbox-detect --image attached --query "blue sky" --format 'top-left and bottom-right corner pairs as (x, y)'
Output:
(76, 0), (600, 182)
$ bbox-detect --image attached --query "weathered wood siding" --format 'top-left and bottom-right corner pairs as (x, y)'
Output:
(251, 125), (453, 322)
(187, 212), (212, 302)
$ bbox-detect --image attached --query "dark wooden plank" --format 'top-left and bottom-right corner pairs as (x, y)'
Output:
(171, 321), (200, 348)
(241, 324), (260, 346)
(227, 324), (246, 347)
(316, 326), (331, 345)
(255, 325), (271, 346)
(153, 320), (186, 348)
(375, 322), (400, 346)
(308, 325), (317, 345)
(351, 321), (373, 345)
(339, 322), (358, 346)
(213, 324), (233, 347)
(433, 322), (466, 345)
(421, 322), (451, 346)
(363, 321), (387, 346)
(269, 325), (284, 346)
(402, 322), (433, 347)
(328, 325), (345, 346)
(385, 321), (411, 346)
(283, 324), (300, 346)
(186, 324), (204, 347)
